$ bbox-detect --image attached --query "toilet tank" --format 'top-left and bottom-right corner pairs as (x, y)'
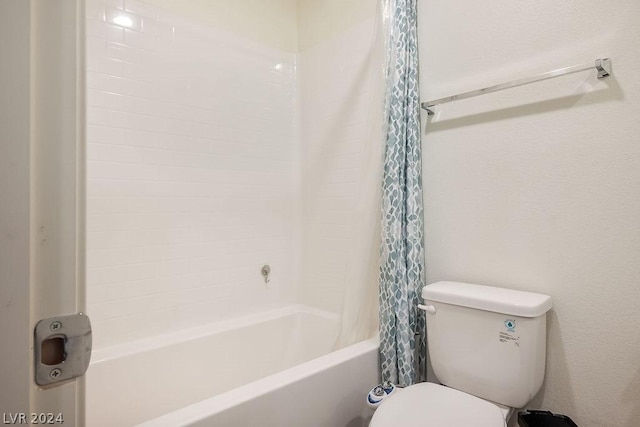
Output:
(422, 281), (552, 408)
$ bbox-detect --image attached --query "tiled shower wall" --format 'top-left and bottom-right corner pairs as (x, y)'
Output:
(298, 11), (381, 314)
(86, 0), (297, 349)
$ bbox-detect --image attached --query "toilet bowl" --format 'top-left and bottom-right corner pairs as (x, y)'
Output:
(369, 383), (510, 427)
(370, 281), (552, 427)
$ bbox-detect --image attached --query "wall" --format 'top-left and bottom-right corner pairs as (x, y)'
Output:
(0, 0), (32, 414)
(297, 0), (382, 321)
(86, 0), (298, 349)
(418, 1), (640, 426)
(142, 0), (298, 52)
(297, 0), (377, 50)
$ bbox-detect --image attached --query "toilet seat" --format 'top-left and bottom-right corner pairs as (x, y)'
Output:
(369, 383), (507, 427)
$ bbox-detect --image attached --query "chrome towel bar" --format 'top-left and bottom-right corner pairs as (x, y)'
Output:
(422, 58), (612, 115)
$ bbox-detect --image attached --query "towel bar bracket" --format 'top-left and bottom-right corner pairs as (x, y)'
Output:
(596, 58), (611, 79)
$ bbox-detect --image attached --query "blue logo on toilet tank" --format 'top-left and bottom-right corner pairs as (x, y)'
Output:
(504, 319), (516, 332)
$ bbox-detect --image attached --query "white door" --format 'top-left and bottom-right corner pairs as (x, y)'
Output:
(0, 1), (86, 425)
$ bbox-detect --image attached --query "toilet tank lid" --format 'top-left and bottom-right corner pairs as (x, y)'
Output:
(422, 281), (552, 317)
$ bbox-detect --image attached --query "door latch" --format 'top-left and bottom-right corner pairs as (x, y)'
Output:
(34, 313), (92, 386)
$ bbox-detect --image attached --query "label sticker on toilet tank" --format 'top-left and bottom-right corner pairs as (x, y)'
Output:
(499, 332), (520, 347)
(500, 319), (519, 346)
(504, 319), (516, 332)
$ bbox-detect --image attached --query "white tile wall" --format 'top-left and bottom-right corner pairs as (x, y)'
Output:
(87, 0), (380, 349)
(86, 0), (298, 349)
(298, 19), (380, 313)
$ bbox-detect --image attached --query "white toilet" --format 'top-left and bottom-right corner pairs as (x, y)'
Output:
(370, 281), (552, 427)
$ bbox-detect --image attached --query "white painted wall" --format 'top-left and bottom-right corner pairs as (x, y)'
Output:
(418, 1), (640, 426)
(86, 0), (298, 349)
(0, 0), (32, 415)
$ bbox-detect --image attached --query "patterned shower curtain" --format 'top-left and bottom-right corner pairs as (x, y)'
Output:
(378, 0), (426, 387)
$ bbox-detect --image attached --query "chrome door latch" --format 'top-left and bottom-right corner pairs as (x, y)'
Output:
(34, 313), (92, 386)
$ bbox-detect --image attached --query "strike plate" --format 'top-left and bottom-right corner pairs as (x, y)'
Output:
(34, 313), (92, 386)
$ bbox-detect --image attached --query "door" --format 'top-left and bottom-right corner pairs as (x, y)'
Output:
(0, 1), (86, 425)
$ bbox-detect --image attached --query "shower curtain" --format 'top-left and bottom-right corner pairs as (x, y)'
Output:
(378, 0), (426, 387)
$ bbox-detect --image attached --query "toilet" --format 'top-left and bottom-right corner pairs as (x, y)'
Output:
(370, 281), (552, 427)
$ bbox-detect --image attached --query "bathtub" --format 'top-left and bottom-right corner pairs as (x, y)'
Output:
(86, 305), (379, 426)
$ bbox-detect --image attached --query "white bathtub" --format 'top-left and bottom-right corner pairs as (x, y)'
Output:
(86, 305), (379, 427)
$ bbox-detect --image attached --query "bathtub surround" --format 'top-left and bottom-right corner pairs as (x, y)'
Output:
(139, 0), (298, 52)
(297, 0), (384, 347)
(378, 0), (426, 387)
(418, 0), (640, 426)
(86, 0), (299, 348)
(86, 0), (381, 352)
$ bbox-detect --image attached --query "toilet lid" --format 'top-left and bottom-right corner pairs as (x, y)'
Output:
(369, 383), (507, 427)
